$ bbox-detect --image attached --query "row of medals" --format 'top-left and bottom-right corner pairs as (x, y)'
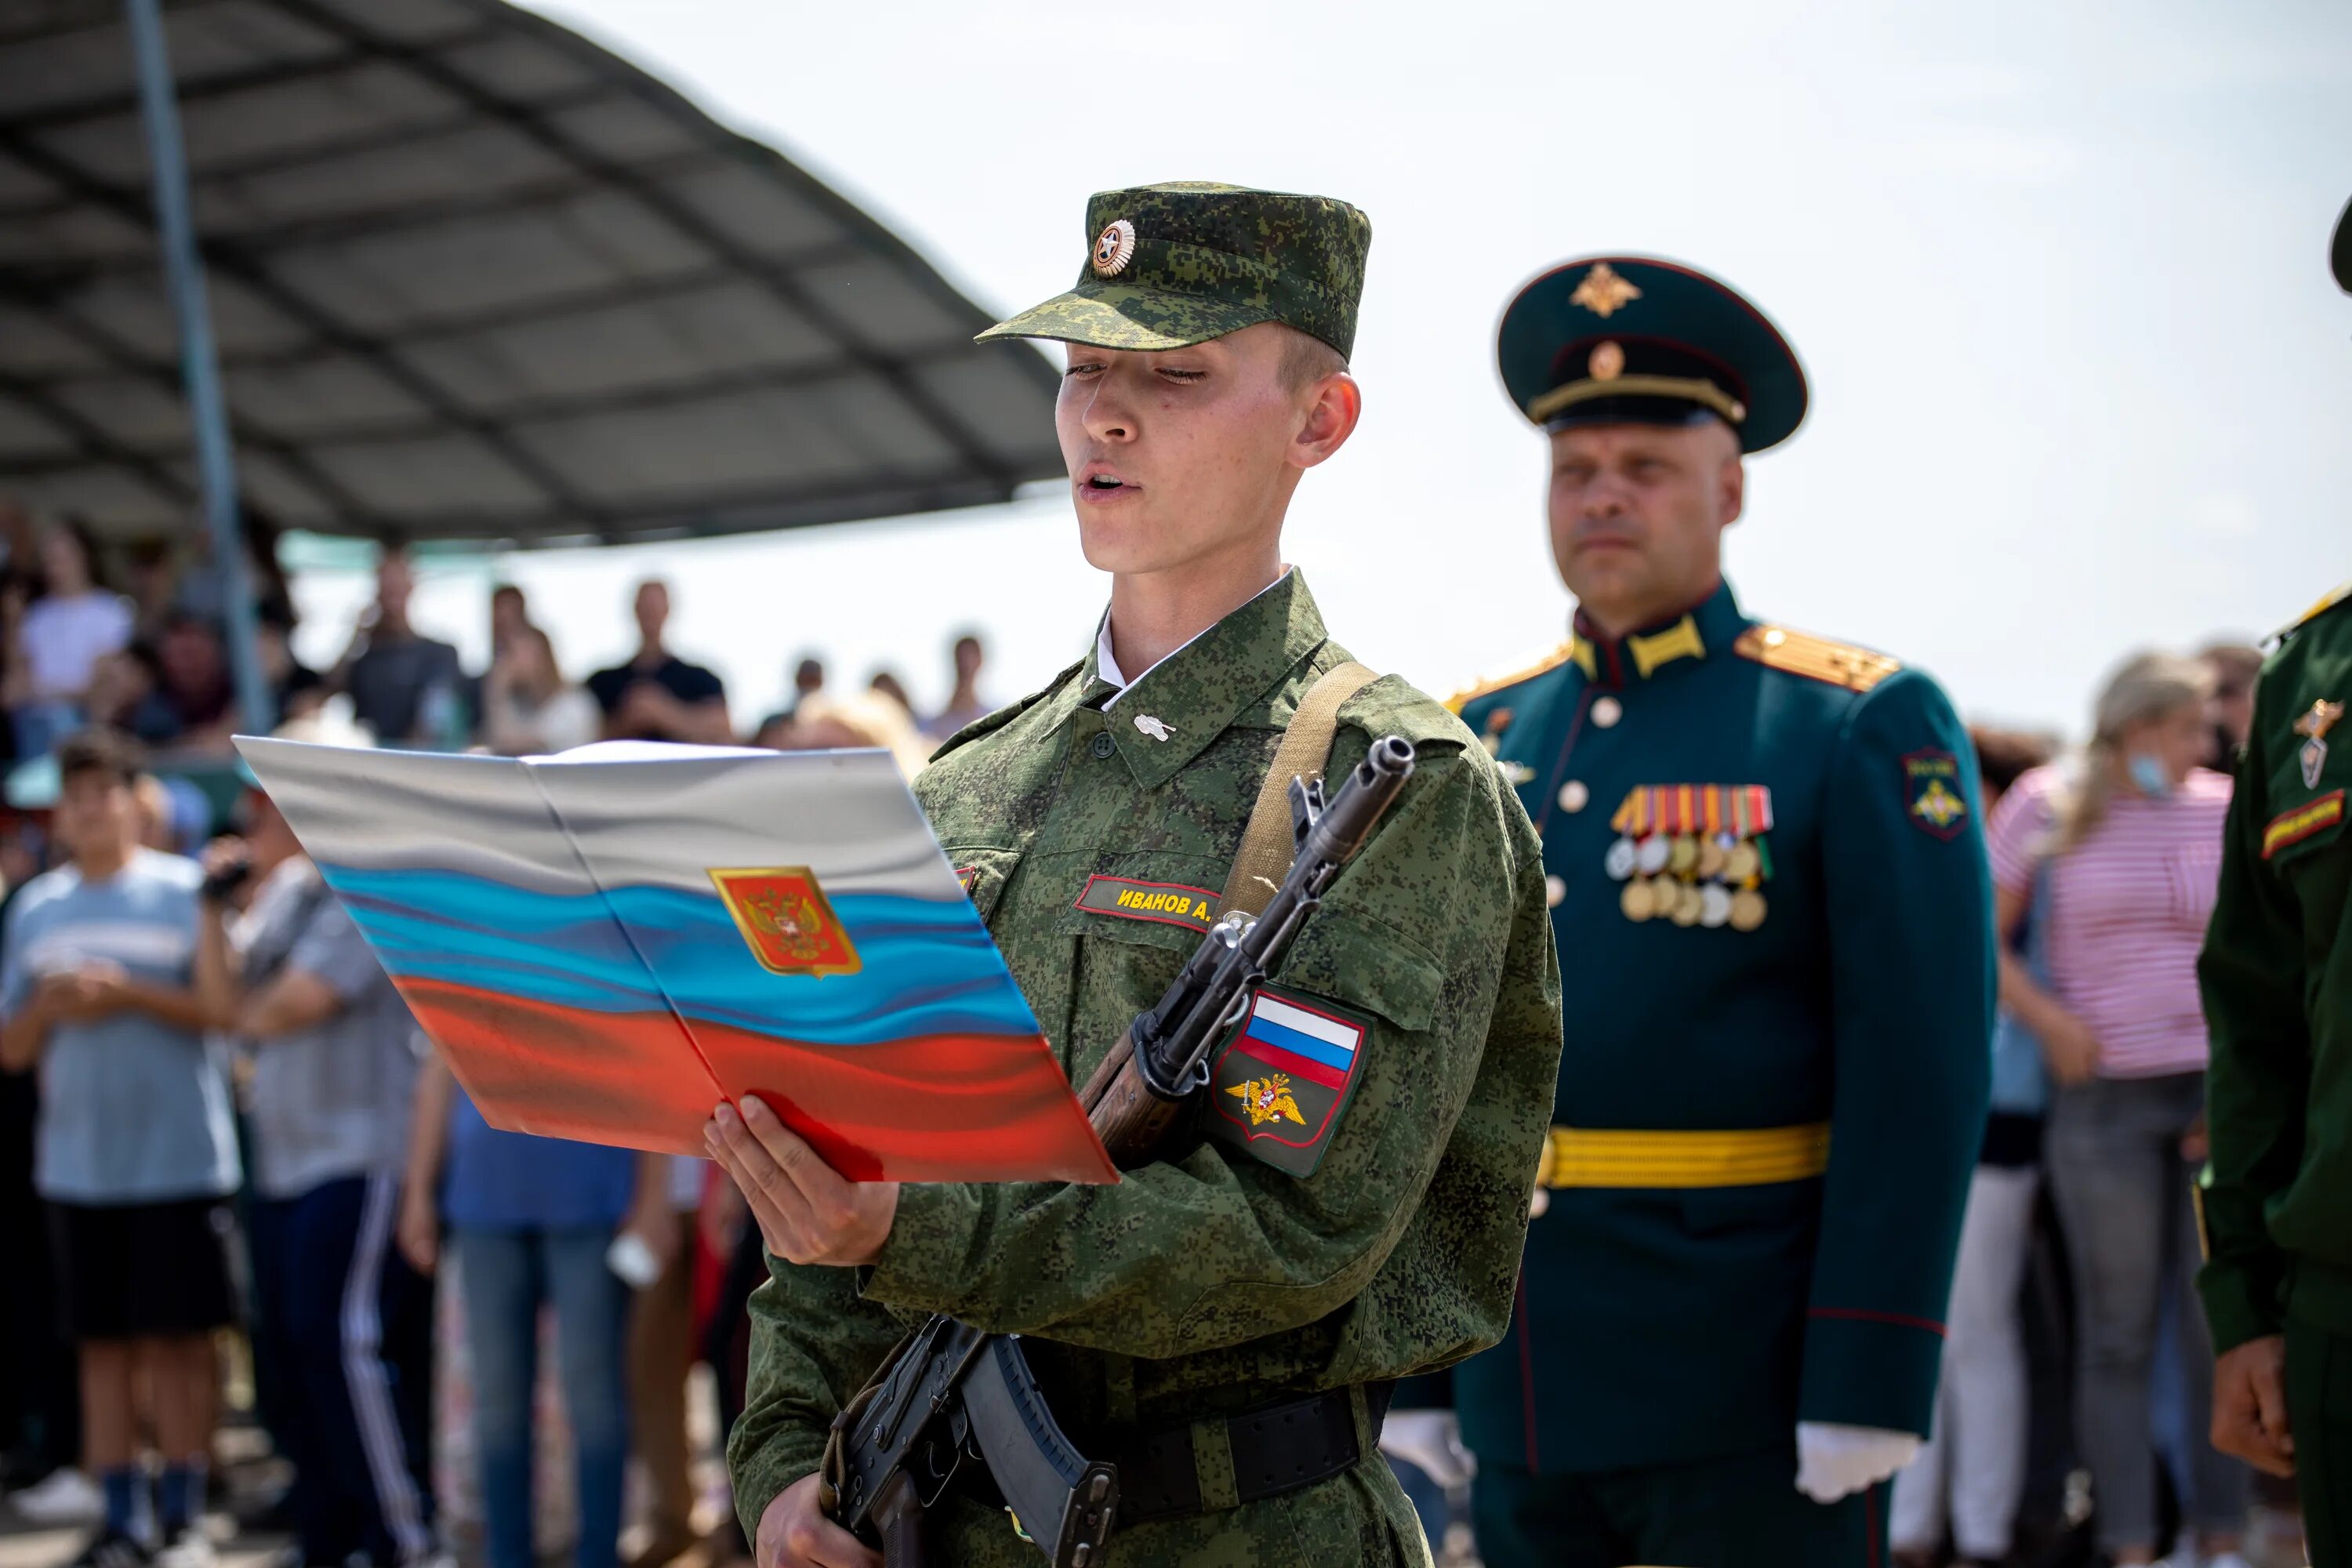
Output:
(1605, 830), (1768, 931)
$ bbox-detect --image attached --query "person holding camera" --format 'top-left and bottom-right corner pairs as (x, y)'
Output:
(197, 753), (436, 1568)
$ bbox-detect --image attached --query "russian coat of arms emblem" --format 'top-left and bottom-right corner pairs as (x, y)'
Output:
(709, 867), (861, 978)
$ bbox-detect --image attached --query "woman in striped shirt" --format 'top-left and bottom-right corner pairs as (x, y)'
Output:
(1984, 652), (2248, 1568)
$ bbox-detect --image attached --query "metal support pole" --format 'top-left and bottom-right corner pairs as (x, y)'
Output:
(125, 0), (272, 735)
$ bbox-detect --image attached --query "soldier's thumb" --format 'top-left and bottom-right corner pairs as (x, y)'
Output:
(2255, 1364), (2295, 1453)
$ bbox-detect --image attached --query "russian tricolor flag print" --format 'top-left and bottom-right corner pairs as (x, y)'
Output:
(236, 737), (1115, 1185)
(1207, 985), (1372, 1178)
(1238, 994), (1359, 1086)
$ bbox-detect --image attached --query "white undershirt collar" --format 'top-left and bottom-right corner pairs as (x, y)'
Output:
(1094, 567), (1292, 710)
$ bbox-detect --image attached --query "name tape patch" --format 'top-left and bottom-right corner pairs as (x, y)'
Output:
(1073, 874), (1218, 931)
(1207, 986), (1372, 1178)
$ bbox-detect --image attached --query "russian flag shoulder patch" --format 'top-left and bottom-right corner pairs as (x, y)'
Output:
(1206, 985), (1373, 1178)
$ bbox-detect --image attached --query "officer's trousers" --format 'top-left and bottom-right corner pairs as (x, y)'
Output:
(2291, 1318), (2352, 1568)
(1472, 1448), (1888, 1568)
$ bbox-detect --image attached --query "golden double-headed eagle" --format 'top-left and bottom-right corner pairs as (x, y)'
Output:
(741, 887), (827, 964)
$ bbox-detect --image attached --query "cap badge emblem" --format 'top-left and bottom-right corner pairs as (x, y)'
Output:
(1588, 340), (1626, 381)
(1092, 218), (1138, 277)
(1569, 262), (1642, 318)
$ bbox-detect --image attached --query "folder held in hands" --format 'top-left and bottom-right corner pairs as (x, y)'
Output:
(235, 738), (1115, 1185)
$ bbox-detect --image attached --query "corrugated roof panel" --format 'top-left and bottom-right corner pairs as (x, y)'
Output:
(49, 374), (195, 445)
(199, 120), (567, 234)
(308, 430), (547, 516)
(0, 394), (82, 459)
(0, 0), (1062, 544)
(15, 463), (183, 528)
(221, 352), (430, 437)
(0, 307), (110, 375)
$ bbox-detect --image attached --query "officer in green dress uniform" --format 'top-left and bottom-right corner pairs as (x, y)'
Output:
(710, 184), (1565, 1568)
(2195, 196), (2352, 1568)
(1446, 256), (1994, 1567)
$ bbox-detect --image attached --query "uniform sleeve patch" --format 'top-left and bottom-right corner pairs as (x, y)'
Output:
(1207, 985), (1371, 1178)
(1072, 873), (1218, 931)
(2263, 789), (2343, 859)
(1902, 749), (1970, 840)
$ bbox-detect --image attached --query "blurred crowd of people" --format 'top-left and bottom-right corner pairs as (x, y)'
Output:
(1886, 643), (2286, 1568)
(0, 502), (2314, 1568)
(0, 494), (991, 787)
(0, 511), (995, 1568)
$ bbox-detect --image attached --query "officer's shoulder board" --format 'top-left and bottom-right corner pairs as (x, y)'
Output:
(927, 656), (1087, 763)
(2272, 579), (2352, 647)
(1443, 642), (1577, 715)
(1733, 623), (1903, 694)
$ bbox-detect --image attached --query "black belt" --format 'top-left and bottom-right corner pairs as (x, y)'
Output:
(1112, 1381), (1394, 1527)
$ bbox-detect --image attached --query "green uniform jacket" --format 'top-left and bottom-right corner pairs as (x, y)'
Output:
(1449, 579), (1993, 1474)
(2198, 586), (2352, 1353)
(726, 570), (1564, 1564)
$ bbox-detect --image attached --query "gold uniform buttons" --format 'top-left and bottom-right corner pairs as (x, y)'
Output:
(1591, 695), (1623, 728)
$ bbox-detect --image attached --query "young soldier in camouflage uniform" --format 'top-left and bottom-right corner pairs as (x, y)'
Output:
(708, 183), (1564, 1568)
(2194, 196), (2352, 1568)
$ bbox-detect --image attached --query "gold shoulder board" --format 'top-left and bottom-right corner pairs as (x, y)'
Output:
(2279, 579), (2352, 641)
(1734, 624), (1903, 693)
(1444, 642), (1576, 713)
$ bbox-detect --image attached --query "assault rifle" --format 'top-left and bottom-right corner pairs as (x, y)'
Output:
(821, 735), (1417, 1567)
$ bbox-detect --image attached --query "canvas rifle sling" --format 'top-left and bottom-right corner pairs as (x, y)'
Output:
(1216, 660), (1378, 920)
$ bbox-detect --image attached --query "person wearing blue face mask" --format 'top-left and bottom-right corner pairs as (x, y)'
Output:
(1983, 652), (2252, 1568)
(2131, 751), (2178, 799)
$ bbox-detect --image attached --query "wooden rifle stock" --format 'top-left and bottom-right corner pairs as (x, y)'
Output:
(1076, 1025), (1193, 1166)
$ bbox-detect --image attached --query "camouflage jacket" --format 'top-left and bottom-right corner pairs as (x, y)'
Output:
(728, 570), (1562, 1563)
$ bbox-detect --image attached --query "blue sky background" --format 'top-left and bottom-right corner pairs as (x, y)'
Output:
(289, 0), (2352, 736)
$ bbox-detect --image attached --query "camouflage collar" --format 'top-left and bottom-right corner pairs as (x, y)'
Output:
(1076, 568), (1330, 790)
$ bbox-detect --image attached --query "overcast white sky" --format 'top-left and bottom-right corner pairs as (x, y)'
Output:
(292, 0), (2352, 736)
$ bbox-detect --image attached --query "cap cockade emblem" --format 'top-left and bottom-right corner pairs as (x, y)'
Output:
(1092, 218), (1138, 277)
(1588, 339), (1626, 381)
(1570, 262), (1642, 318)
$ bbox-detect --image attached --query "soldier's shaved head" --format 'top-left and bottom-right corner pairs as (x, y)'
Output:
(1275, 325), (1348, 394)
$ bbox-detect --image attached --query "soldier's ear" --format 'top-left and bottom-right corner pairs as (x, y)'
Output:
(1290, 372), (1362, 472)
(1717, 449), (1746, 529)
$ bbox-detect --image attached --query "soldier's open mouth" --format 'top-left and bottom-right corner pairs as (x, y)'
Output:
(1085, 475), (1127, 490)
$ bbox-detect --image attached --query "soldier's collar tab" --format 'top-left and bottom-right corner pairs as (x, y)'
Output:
(1570, 580), (1744, 685)
(1093, 569), (1331, 790)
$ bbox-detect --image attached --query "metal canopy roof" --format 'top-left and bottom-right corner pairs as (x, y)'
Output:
(0, 0), (1063, 547)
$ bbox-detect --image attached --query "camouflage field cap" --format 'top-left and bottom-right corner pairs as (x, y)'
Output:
(977, 183), (1372, 358)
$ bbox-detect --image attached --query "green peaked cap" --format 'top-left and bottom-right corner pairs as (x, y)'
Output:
(978, 182), (1372, 358)
(2333, 194), (2351, 294)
